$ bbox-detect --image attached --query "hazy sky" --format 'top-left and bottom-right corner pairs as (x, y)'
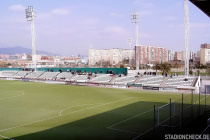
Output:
(0, 0), (209, 56)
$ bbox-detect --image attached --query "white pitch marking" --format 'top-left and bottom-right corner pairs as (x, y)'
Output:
(132, 126), (154, 140)
(60, 97), (133, 116)
(108, 127), (141, 134)
(0, 91), (25, 100)
(108, 108), (153, 128)
(0, 134), (13, 140)
(59, 104), (94, 116)
(0, 97), (133, 132)
(107, 108), (153, 136)
(0, 115), (60, 133)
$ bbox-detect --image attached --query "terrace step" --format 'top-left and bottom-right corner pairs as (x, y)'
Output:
(192, 77), (198, 87)
(134, 75), (142, 84)
(110, 75), (118, 83)
(160, 77), (169, 87)
(88, 74), (96, 81)
(37, 72), (44, 78)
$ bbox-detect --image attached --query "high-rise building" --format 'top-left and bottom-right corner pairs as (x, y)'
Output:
(174, 52), (181, 61)
(175, 51), (194, 62)
(200, 44), (210, 65)
(201, 43), (210, 49)
(135, 45), (168, 65)
(189, 52), (194, 60)
(88, 49), (110, 66)
(181, 51), (185, 62)
(168, 50), (175, 61)
(110, 49), (135, 65)
(88, 48), (134, 66)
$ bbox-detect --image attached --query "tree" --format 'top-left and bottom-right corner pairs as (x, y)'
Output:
(197, 70), (200, 76)
(120, 64), (124, 68)
(152, 63), (160, 73)
(189, 65), (193, 75)
(195, 64), (200, 69)
(160, 62), (171, 75)
(206, 67), (210, 75)
(189, 70), (193, 75)
(174, 62), (180, 72)
(7, 63), (11, 66)
(152, 62), (171, 75)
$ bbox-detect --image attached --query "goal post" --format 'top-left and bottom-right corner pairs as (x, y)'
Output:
(157, 101), (176, 125)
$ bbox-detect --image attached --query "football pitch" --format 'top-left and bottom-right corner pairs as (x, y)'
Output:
(0, 80), (203, 140)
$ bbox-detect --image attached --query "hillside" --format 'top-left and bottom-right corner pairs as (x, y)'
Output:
(0, 46), (58, 55)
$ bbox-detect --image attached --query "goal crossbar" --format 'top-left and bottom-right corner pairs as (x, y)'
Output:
(158, 101), (176, 125)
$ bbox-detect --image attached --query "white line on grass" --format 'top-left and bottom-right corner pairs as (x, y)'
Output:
(107, 108), (153, 135)
(60, 97), (134, 116)
(0, 134), (13, 140)
(194, 96), (206, 104)
(59, 104), (94, 116)
(108, 108), (153, 128)
(108, 127), (141, 134)
(132, 126), (154, 140)
(0, 115), (60, 133)
(0, 97), (133, 133)
(0, 91), (25, 100)
(132, 103), (196, 140)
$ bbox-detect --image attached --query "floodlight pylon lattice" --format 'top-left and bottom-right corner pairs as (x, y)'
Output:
(131, 12), (140, 70)
(184, 0), (189, 77)
(127, 38), (132, 66)
(26, 6), (37, 71)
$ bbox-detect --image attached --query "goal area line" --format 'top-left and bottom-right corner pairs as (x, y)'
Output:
(107, 108), (153, 136)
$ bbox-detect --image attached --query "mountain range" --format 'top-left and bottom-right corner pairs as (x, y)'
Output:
(0, 46), (59, 56)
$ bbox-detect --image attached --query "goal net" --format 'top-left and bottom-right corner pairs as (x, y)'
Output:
(157, 101), (179, 127)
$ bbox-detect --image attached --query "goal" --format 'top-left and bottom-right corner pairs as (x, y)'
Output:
(157, 101), (176, 125)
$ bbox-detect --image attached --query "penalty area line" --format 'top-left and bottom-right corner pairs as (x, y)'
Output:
(0, 134), (13, 140)
(108, 108), (153, 128)
(107, 108), (154, 138)
(0, 97), (134, 133)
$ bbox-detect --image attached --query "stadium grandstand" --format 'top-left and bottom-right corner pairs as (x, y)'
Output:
(0, 71), (18, 78)
(12, 71), (31, 78)
(0, 67), (200, 93)
(55, 72), (74, 81)
(113, 74), (138, 85)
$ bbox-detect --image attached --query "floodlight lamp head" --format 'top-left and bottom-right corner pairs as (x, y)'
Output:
(131, 12), (140, 23)
(127, 38), (132, 44)
(25, 6), (35, 21)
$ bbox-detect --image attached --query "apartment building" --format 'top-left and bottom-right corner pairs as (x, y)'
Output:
(135, 45), (168, 65)
(88, 48), (134, 66)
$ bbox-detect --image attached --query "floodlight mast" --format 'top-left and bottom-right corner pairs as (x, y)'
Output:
(127, 38), (132, 66)
(25, 6), (36, 71)
(184, 0), (189, 77)
(131, 12), (140, 70)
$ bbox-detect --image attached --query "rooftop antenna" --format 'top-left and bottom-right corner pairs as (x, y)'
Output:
(131, 11), (140, 70)
(25, 6), (37, 71)
(127, 38), (132, 66)
(184, 0), (189, 77)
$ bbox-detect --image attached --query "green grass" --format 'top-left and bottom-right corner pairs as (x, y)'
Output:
(0, 80), (206, 140)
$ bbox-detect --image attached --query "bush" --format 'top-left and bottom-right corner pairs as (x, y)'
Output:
(197, 70), (200, 76)
(189, 70), (193, 75)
